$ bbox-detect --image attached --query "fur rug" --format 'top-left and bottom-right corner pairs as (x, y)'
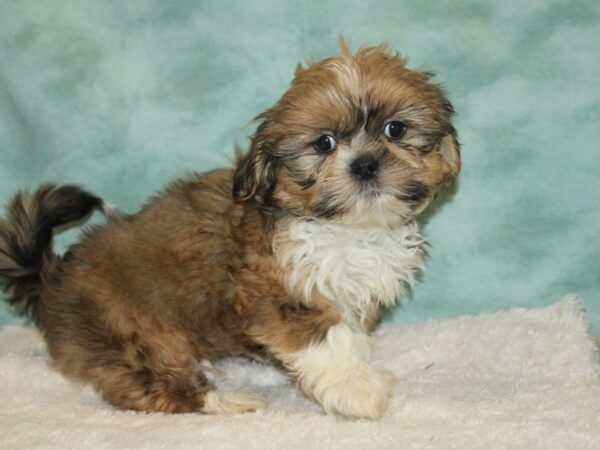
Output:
(0, 295), (598, 449)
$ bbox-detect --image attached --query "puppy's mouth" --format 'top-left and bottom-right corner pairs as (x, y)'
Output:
(312, 179), (433, 227)
(357, 183), (384, 199)
(360, 180), (430, 205)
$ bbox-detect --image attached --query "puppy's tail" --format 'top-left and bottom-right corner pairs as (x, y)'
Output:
(0, 185), (105, 321)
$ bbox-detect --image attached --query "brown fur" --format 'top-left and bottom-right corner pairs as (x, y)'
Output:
(0, 44), (460, 415)
(237, 45), (459, 226)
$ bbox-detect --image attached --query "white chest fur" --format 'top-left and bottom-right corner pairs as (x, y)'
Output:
(273, 219), (425, 328)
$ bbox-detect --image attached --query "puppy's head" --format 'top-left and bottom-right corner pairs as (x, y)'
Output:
(233, 43), (460, 227)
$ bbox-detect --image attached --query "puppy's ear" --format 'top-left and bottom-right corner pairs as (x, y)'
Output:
(439, 130), (461, 183)
(233, 123), (278, 203)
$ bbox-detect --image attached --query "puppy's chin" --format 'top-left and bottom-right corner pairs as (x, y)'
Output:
(327, 193), (425, 229)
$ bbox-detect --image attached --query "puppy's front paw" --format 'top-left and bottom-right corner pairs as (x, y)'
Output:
(312, 364), (395, 419)
(282, 324), (395, 419)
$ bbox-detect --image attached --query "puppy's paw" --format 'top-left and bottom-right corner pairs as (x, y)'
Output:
(201, 390), (267, 415)
(313, 364), (395, 419)
(282, 324), (395, 419)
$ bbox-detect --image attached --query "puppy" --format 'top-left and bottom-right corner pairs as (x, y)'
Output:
(0, 43), (460, 419)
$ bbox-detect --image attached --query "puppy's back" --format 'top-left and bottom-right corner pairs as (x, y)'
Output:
(43, 168), (241, 328)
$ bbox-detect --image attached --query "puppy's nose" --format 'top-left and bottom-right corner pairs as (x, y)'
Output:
(350, 155), (379, 180)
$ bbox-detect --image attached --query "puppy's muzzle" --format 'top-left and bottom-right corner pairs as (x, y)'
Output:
(350, 155), (379, 181)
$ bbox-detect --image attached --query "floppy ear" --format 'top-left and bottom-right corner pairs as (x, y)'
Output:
(232, 123), (278, 203)
(439, 130), (461, 182)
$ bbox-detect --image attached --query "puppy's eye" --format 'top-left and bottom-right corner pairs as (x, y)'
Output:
(314, 135), (337, 154)
(384, 121), (407, 139)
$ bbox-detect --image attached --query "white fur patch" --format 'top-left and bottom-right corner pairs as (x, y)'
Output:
(201, 390), (266, 415)
(280, 323), (396, 419)
(274, 218), (424, 326)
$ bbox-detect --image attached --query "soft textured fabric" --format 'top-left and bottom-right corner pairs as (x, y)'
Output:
(0, 1), (599, 333)
(0, 296), (598, 449)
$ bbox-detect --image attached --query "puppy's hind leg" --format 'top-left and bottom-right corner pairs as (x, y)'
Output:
(97, 364), (209, 413)
(193, 361), (266, 415)
(201, 389), (267, 415)
(90, 359), (265, 415)
(51, 324), (265, 414)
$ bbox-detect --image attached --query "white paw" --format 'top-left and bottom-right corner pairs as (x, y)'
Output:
(201, 390), (267, 415)
(281, 324), (396, 419)
(311, 364), (396, 419)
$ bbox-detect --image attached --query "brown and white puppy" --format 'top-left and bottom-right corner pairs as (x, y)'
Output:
(0, 43), (460, 419)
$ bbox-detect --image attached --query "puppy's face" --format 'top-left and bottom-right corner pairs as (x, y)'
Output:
(234, 45), (460, 227)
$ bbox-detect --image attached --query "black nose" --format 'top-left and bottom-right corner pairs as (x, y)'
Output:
(350, 155), (379, 180)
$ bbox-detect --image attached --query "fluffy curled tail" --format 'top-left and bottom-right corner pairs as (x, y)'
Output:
(0, 184), (105, 321)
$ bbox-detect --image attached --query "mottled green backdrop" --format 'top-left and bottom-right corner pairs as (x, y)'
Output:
(1, 1), (598, 333)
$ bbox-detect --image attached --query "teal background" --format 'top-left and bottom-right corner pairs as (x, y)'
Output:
(1, 1), (598, 333)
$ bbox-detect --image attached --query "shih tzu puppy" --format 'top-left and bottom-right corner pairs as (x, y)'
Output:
(0, 42), (460, 419)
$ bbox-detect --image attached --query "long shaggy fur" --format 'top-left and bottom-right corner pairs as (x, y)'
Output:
(0, 185), (103, 321)
(0, 43), (460, 419)
(274, 218), (424, 328)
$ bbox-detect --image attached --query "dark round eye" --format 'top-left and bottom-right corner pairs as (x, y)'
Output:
(383, 121), (407, 139)
(314, 135), (337, 154)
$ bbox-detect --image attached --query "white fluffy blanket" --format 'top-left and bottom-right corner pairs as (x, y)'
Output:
(1, 295), (598, 449)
